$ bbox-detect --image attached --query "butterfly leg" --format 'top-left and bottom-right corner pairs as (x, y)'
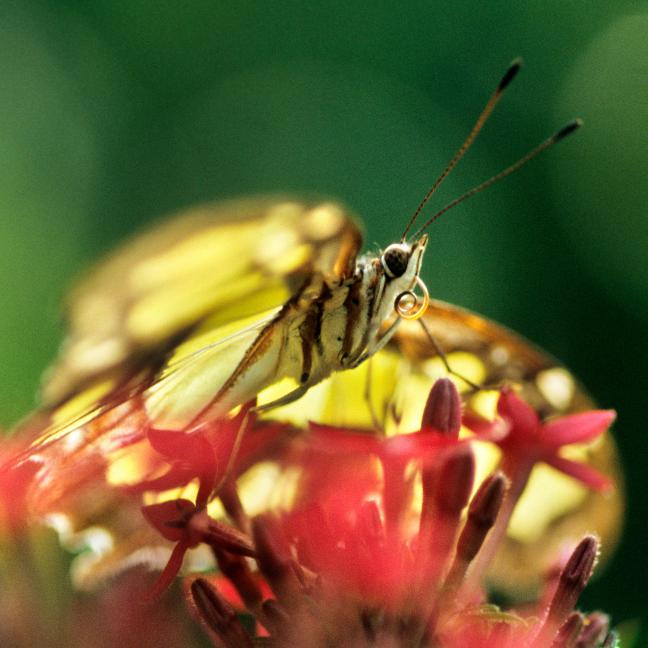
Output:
(251, 382), (311, 413)
(349, 317), (402, 369)
(209, 406), (252, 504)
(363, 358), (384, 432)
(417, 318), (482, 391)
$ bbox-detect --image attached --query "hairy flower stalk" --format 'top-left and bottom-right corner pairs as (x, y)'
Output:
(161, 378), (618, 648)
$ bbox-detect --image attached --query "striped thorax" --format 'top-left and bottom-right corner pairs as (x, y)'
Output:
(296, 233), (429, 380)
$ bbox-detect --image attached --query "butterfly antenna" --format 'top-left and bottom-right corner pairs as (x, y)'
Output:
(401, 58), (523, 242)
(411, 119), (583, 238)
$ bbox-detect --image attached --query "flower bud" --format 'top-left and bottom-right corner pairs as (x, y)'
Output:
(191, 578), (253, 647)
(421, 378), (461, 438)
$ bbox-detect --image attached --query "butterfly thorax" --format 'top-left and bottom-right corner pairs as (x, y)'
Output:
(281, 235), (428, 383)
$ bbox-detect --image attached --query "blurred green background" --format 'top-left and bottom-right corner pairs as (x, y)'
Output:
(0, 0), (646, 638)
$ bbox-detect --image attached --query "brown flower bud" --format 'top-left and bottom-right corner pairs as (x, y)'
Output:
(190, 578), (253, 647)
(551, 612), (584, 648)
(422, 378), (461, 438)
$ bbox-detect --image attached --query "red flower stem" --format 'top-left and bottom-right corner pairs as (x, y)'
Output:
(464, 459), (533, 589)
(196, 474), (216, 510)
(260, 599), (290, 637)
(428, 471), (506, 639)
(538, 559), (563, 613)
(419, 464), (438, 539)
(210, 409), (250, 499)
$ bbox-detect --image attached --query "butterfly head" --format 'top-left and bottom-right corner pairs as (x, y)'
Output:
(379, 234), (429, 321)
(380, 234), (428, 280)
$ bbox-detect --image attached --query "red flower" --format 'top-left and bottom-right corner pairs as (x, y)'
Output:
(142, 498), (254, 599)
(494, 387), (615, 491)
(181, 380), (616, 647)
(303, 379), (507, 533)
(131, 404), (288, 508)
(461, 387), (616, 588)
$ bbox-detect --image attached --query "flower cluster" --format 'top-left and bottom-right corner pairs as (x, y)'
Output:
(0, 378), (618, 647)
(137, 379), (617, 647)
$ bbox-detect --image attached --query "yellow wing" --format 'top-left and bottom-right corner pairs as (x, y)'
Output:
(42, 196), (363, 406)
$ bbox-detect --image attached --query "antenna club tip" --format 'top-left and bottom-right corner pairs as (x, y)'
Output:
(498, 57), (524, 92)
(554, 118), (584, 142)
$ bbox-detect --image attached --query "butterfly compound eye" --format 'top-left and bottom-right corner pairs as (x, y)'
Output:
(381, 243), (411, 278)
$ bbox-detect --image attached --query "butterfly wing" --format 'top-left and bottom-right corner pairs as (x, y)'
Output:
(43, 196), (362, 406)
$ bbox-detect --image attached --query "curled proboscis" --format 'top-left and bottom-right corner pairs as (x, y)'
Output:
(395, 276), (429, 320)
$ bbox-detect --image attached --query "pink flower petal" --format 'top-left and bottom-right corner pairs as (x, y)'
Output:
(148, 428), (217, 471)
(146, 540), (189, 600)
(462, 411), (509, 442)
(542, 410), (616, 448)
(142, 499), (196, 541)
(497, 388), (540, 439)
(147, 428), (192, 458)
(383, 431), (457, 460)
(308, 423), (381, 454)
(544, 455), (612, 492)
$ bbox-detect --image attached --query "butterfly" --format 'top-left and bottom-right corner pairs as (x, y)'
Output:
(7, 60), (622, 594)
